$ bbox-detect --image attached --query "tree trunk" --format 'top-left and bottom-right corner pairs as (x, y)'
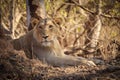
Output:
(39, 0), (46, 19)
(0, 0), (6, 38)
(26, 0), (46, 31)
(0, 0), (1, 28)
(90, 15), (101, 49)
(9, 0), (15, 39)
(0, 0), (3, 38)
(86, 0), (102, 53)
(26, 0), (31, 29)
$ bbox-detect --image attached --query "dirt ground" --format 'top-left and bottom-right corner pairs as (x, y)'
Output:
(0, 39), (120, 80)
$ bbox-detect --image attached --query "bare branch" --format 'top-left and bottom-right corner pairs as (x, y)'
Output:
(73, 30), (85, 46)
(71, 0), (95, 14)
(101, 14), (120, 20)
(71, 0), (120, 20)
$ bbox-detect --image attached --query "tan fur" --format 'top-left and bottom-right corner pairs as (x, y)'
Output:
(11, 21), (96, 67)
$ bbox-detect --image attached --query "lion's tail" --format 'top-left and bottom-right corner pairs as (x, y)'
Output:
(46, 54), (96, 67)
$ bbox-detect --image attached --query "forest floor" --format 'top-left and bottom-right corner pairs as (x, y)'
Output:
(0, 38), (120, 80)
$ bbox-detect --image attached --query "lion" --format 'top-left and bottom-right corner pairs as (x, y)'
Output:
(11, 20), (96, 67)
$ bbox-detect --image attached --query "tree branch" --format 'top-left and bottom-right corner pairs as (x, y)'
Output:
(71, 0), (120, 20)
(101, 14), (120, 20)
(71, 0), (95, 14)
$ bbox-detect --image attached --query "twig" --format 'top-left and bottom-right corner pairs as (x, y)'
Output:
(73, 30), (85, 46)
(101, 14), (120, 20)
(71, 0), (95, 14)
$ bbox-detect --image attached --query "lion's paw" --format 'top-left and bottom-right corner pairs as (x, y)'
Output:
(86, 61), (96, 66)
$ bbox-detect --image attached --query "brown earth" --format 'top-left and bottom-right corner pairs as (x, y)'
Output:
(0, 39), (120, 80)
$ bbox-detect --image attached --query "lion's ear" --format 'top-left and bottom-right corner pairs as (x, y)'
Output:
(32, 19), (39, 26)
(33, 20), (41, 29)
(28, 18), (40, 30)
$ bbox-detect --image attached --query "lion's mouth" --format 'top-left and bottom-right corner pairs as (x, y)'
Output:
(42, 39), (53, 42)
(41, 40), (53, 47)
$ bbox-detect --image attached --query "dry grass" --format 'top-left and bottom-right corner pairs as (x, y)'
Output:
(0, 38), (120, 80)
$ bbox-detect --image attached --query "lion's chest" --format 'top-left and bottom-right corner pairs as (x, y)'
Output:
(32, 46), (55, 58)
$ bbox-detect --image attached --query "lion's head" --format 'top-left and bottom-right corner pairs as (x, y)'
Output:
(33, 20), (59, 47)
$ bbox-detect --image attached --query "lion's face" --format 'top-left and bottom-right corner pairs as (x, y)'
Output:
(33, 20), (58, 47)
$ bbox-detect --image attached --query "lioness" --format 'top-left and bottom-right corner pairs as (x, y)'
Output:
(11, 20), (96, 67)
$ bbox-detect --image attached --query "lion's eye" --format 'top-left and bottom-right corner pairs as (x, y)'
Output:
(38, 26), (42, 29)
(49, 25), (53, 29)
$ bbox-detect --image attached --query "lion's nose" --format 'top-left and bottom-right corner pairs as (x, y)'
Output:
(43, 36), (48, 39)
